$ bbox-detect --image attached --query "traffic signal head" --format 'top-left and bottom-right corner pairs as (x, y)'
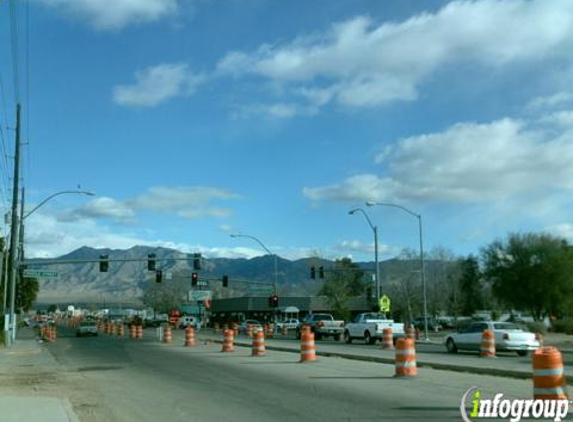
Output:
(148, 253), (156, 271)
(191, 272), (199, 286)
(310, 266), (316, 279)
(319, 266), (325, 279)
(155, 270), (163, 283)
(193, 253), (202, 270)
(222, 275), (229, 288)
(99, 254), (109, 272)
(272, 295), (279, 308)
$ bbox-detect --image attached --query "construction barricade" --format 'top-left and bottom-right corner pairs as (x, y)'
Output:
(480, 329), (496, 358)
(233, 322), (239, 338)
(300, 330), (317, 363)
(282, 325), (288, 336)
(382, 327), (394, 350)
(247, 324), (254, 338)
(222, 329), (234, 352)
(251, 329), (266, 357)
(532, 347), (568, 400)
(136, 325), (143, 340)
(395, 338), (417, 377)
(265, 324), (274, 339)
(184, 326), (196, 347)
(129, 324), (136, 340)
(163, 325), (172, 344)
(117, 323), (124, 338)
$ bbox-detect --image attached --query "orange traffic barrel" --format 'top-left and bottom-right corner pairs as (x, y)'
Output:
(129, 324), (136, 339)
(163, 325), (172, 344)
(382, 327), (394, 350)
(214, 322), (220, 332)
(184, 326), (196, 347)
(480, 329), (496, 358)
(247, 324), (253, 338)
(532, 347), (568, 400)
(136, 325), (143, 340)
(300, 330), (317, 363)
(252, 329), (266, 357)
(233, 322), (239, 338)
(265, 324), (274, 339)
(395, 338), (417, 377)
(50, 325), (57, 342)
(117, 323), (124, 338)
(282, 325), (288, 336)
(405, 325), (415, 340)
(222, 329), (234, 352)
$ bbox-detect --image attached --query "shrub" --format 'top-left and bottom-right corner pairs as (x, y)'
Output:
(550, 318), (573, 334)
(526, 321), (547, 335)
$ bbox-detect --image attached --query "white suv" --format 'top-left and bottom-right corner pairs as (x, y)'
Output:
(178, 316), (202, 330)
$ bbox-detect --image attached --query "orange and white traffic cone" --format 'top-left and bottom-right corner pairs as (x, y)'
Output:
(382, 327), (394, 350)
(532, 347), (568, 400)
(163, 325), (172, 344)
(222, 329), (234, 352)
(252, 328), (266, 357)
(184, 326), (196, 347)
(300, 330), (317, 363)
(480, 329), (496, 358)
(395, 338), (417, 377)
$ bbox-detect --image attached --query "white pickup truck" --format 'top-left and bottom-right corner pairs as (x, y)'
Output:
(296, 314), (345, 341)
(344, 313), (405, 345)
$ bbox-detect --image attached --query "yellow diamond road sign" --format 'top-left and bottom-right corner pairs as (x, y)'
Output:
(379, 295), (391, 312)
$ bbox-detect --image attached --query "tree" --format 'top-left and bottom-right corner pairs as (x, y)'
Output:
(481, 232), (573, 320)
(318, 258), (364, 320)
(16, 276), (39, 312)
(385, 248), (421, 324)
(142, 276), (189, 313)
(458, 255), (484, 316)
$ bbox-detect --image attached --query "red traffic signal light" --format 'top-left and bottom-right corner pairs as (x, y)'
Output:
(269, 295), (279, 308)
(191, 272), (199, 286)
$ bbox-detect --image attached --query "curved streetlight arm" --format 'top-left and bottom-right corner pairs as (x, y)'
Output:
(365, 202), (420, 218)
(230, 233), (273, 256)
(24, 190), (95, 220)
(348, 208), (375, 232)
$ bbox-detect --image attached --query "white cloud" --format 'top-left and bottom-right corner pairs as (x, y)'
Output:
(544, 223), (573, 241)
(113, 64), (205, 107)
(304, 113), (573, 204)
(59, 197), (136, 224)
(527, 91), (573, 110)
(35, 0), (179, 30)
(128, 186), (241, 218)
(217, 0), (573, 111)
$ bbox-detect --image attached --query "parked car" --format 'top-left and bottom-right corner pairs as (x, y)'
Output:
(238, 320), (262, 333)
(412, 316), (441, 332)
(344, 313), (405, 344)
(444, 321), (540, 356)
(178, 316), (202, 330)
(76, 321), (98, 337)
(276, 319), (300, 331)
(296, 314), (344, 341)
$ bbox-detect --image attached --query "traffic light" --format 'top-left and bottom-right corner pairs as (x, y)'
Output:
(148, 253), (156, 271)
(191, 272), (199, 287)
(310, 266), (316, 279)
(193, 253), (201, 270)
(156, 270), (163, 283)
(319, 266), (325, 279)
(222, 275), (229, 288)
(271, 295), (279, 308)
(99, 254), (108, 272)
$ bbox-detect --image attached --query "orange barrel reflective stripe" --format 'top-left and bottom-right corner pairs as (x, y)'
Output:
(382, 327), (394, 350)
(163, 325), (172, 344)
(300, 331), (317, 363)
(532, 347), (568, 400)
(117, 323), (124, 338)
(480, 329), (496, 358)
(221, 329), (234, 352)
(136, 325), (143, 340)
(395, 338), (417, 377)
(184, 326), (196, 347)
(252, 328), (266, 357)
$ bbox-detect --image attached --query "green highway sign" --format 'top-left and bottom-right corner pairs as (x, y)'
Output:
(23, 270), (59, 279)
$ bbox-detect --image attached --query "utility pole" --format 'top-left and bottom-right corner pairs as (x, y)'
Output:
(6, 103), (21, 346)
(18, 187), (24, 265)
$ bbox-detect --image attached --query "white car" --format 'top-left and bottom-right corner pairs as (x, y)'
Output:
(276, 319), (300, 331)
(76, 321), (98, 337)
(178, 316), (202, 330)
(444, 321), (540, 356)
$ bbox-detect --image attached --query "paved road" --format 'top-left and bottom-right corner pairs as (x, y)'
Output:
(27, 326), (538, 421)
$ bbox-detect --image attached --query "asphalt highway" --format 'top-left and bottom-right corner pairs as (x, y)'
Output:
(42, 326), (537, 421)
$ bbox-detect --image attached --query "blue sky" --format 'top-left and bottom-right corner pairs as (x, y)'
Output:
(1, 0), (573, 262)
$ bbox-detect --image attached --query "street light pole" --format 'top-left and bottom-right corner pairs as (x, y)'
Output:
(366, 201), (429, 341)
(348, 208), (380, 303)
(230, 233), (278, 294)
